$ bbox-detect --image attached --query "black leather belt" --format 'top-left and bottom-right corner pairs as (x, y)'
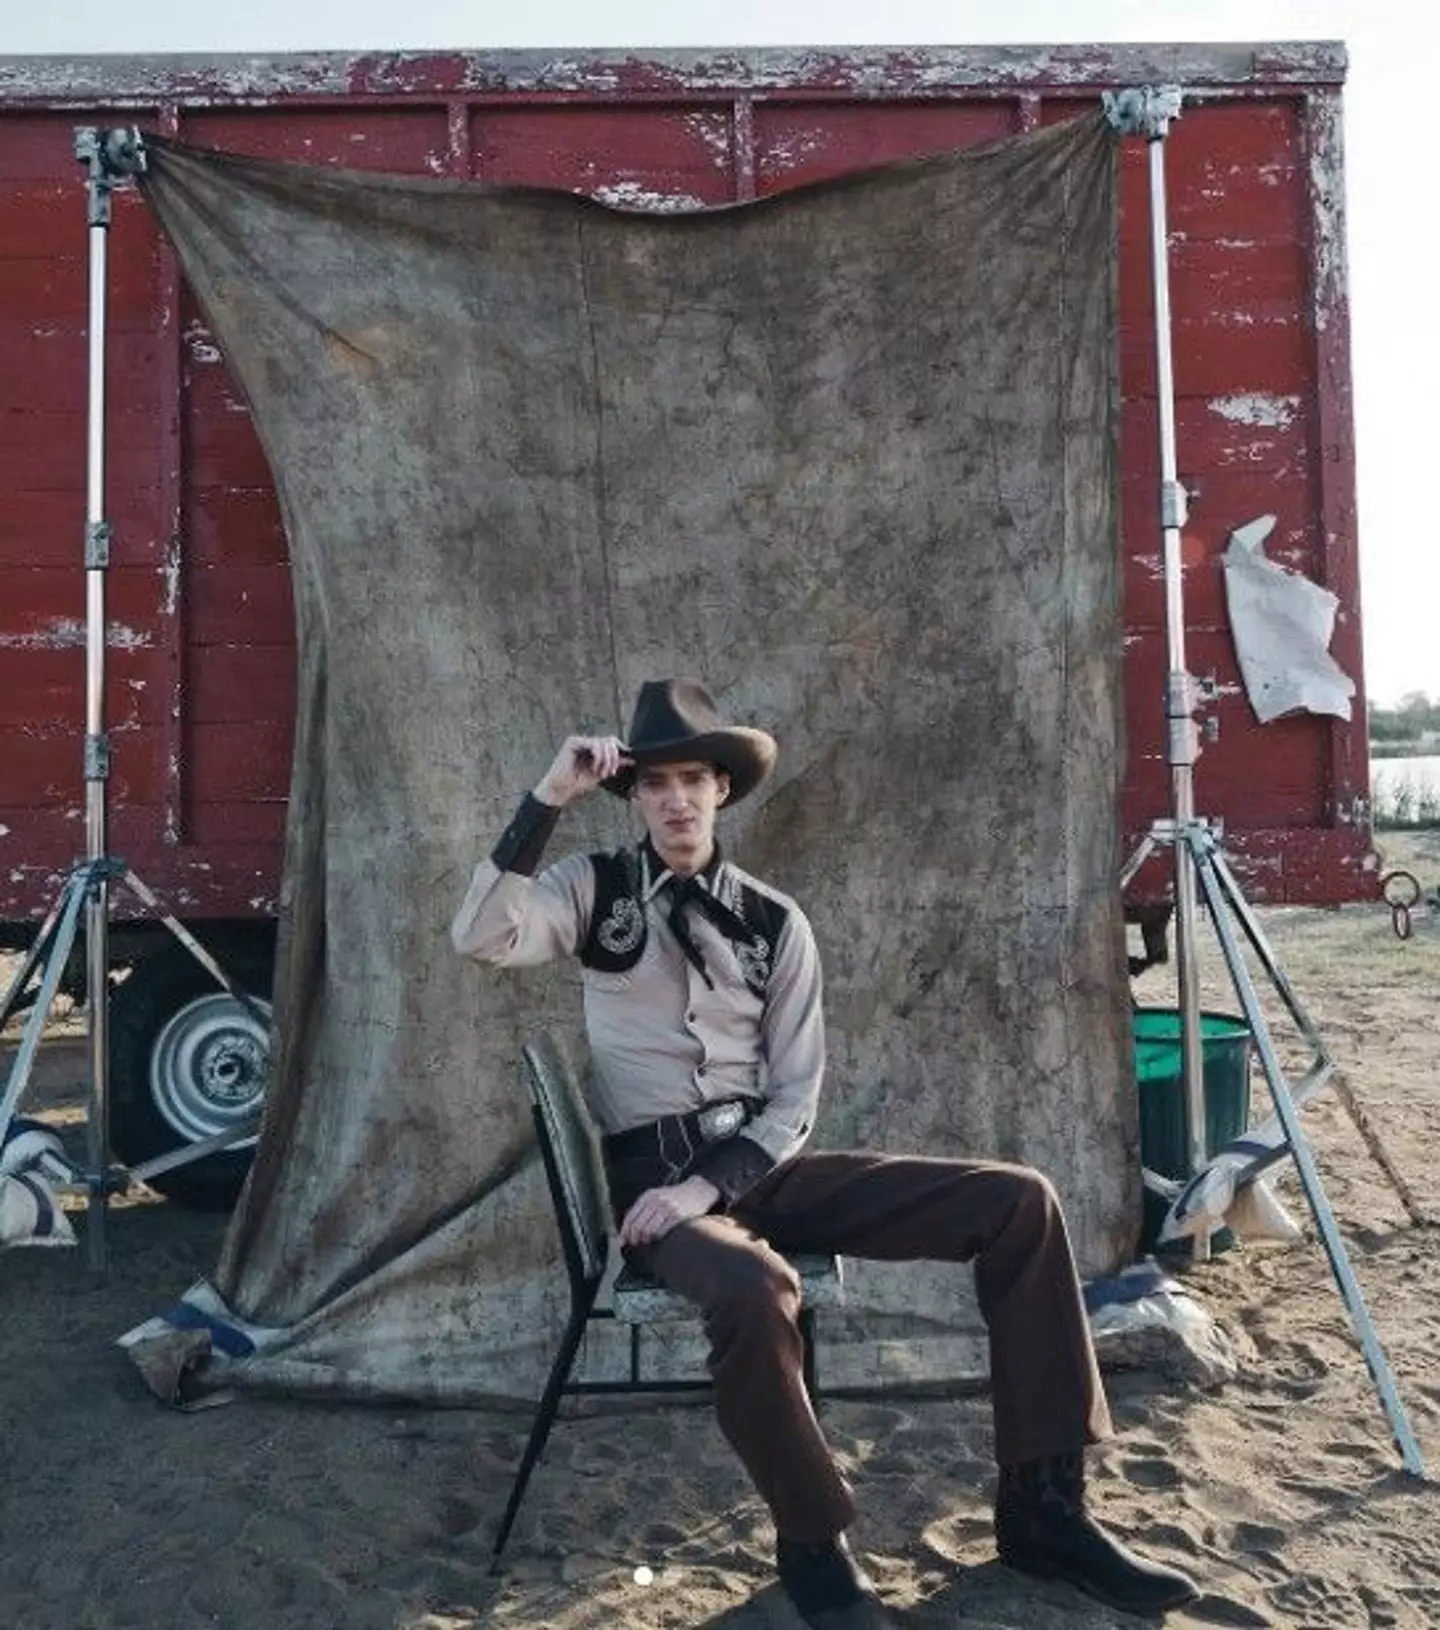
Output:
(603, 1098), (756, 1165)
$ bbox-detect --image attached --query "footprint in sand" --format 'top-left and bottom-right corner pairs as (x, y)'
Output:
(436, 1493), (481, 1537)
(1357, 1582), (1403, 1627)
(1230, 1521), (1288, 1552)
(1122, 1519), (1203, 1556)
(1183, 1595), (1274, 1627)
(1267, 1573), (1369, 1625)
(638, 1520), (690, 1549)
(1116, 1436), (1171, 1456)
(1117, 1453), (1183, 1490)
(863, 1446), (924, 1476)
(1400, 1583), (1440, 1618)
(1319, 1437), (1385, 1463)
(1226, 1520), (1289, 1576)
(919, 1511), (993, 1553)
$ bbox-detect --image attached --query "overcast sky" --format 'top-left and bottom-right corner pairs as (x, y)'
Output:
(5, 1), (1434, 707)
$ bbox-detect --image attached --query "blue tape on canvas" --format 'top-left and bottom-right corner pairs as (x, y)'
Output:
(164, 1301), (258, 1358)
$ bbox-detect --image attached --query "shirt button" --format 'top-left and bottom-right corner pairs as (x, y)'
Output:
(686, 1011), (696, 1023)
(696, 1064), (708, 1078)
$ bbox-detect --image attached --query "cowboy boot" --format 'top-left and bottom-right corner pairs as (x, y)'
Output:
(995, 1450), (1200, 1615)
(776, 1532), (892, 1627)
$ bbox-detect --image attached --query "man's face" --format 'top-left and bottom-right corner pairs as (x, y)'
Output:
(633, 759), (730, 875)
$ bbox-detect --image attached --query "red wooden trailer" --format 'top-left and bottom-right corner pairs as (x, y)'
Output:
(0, 42), (1373, 1201)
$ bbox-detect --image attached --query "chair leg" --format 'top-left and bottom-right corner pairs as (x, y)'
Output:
(491, 1304), (592, 1570)
(799, 1306), (818, 1405)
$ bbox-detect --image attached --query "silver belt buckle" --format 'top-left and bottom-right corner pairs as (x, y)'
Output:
(697, 1100), (746, 1142)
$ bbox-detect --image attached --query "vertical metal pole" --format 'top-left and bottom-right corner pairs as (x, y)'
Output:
(1109, 89), (1424, 1479)
(77, 129), (114, 1271)
(1144, 123), (1211, 1260)
(1103, 88), (1210, 1257)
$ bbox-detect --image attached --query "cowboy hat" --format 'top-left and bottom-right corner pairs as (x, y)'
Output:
(603, 679), (777, 804)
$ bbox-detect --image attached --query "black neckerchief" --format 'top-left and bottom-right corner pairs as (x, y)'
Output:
(643, 841), (749, 990)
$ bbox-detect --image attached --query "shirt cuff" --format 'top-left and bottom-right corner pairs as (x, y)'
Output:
(490, 793), (562, 876)
(691, 1133), (776, 1209)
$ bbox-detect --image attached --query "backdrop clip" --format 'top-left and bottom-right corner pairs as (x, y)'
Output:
(1102, 86), (1183, 140)
(73, 127), (148, 227)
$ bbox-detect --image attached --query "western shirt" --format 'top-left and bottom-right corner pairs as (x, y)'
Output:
(449, 796), (824, 1202)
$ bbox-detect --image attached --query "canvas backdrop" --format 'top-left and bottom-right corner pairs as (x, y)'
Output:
(131, 111), (1132, 1401)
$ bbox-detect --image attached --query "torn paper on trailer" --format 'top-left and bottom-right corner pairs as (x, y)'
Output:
(1223, 514), (1355, 724)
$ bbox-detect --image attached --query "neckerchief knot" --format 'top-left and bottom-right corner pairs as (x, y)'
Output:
(666, 872), (754, 990)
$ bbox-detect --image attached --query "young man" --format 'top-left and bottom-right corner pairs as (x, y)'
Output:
(451, 679), (1198, 1628)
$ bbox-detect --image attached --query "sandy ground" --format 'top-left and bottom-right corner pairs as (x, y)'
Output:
(2, 833), (1439, 1630)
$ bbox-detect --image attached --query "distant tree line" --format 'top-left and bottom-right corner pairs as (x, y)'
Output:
(1369, 693), (1440, 826)
(1369, 692), (1439, 749)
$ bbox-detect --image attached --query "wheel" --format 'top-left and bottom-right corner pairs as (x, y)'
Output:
(108, 934), (274, 1211)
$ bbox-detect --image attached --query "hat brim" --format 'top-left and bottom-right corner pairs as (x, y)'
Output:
(602, 726), (777, 804)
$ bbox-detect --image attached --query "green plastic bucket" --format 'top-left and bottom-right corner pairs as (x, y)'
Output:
(1132, 1008), (1253, 1252)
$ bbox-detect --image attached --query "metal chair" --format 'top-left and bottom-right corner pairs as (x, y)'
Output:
(491, 1032), (843, 1567)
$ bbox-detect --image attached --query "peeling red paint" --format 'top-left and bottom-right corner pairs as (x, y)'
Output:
(0, 44), (1349, 105)
(0, 42), (1373, 932)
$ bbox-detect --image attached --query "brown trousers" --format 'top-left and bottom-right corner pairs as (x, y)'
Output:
(616, 1151), (1113, 1544)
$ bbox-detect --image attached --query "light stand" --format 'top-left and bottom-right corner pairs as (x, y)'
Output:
(1104, 89), (1426, 1478)
(0, 128), (265, 1270)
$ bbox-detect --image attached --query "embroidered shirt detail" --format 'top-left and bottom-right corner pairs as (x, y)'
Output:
(581, 843), (789, 996)
(596, 895), (645, 957)
(735, 935), (771, 997)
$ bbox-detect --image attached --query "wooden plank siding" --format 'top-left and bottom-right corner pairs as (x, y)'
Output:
(0, 43), (1372, 923)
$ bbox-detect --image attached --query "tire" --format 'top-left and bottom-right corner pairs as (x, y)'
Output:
(109, 934), (274, 1211)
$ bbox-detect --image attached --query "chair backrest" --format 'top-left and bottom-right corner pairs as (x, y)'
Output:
(522, 1034), (611, 1290)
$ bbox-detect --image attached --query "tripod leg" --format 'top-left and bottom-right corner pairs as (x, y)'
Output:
(1192, 842), (1428, 1478)
(1206, 845), (1329, 1061)
(1119, 829), (1161, 894)
(1, 875), (88, 1138)
(116, 869), (270, 1026)
(1208, 847), (1430, 1224)
(1, 887), (71, 1029)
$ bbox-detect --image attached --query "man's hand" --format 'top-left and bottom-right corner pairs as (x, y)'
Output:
(618, 1175), (720, 1248)
(534, 734), (632, 808)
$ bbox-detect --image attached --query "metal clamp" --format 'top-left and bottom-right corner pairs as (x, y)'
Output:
(1164, 672), (1201, 767)
(85, 520), (111, 569)
(1161, 478), (1189, 530)
(84, 732), (111, 782)
(74, 126), (148, 228)
(1194, 673), (1221, 744)
(1102, 86), (1184, 140)
(87, 1167), (133, 1199)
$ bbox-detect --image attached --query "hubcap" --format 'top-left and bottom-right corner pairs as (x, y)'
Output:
(150, 991), (272, 1147)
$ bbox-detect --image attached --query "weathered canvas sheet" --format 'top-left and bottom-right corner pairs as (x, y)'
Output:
(132, 112), (1130, 1400)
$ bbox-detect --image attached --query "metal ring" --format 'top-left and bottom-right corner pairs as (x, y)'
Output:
(1392, 901), (1413, 941)
(1382, 868), (1422, 909)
